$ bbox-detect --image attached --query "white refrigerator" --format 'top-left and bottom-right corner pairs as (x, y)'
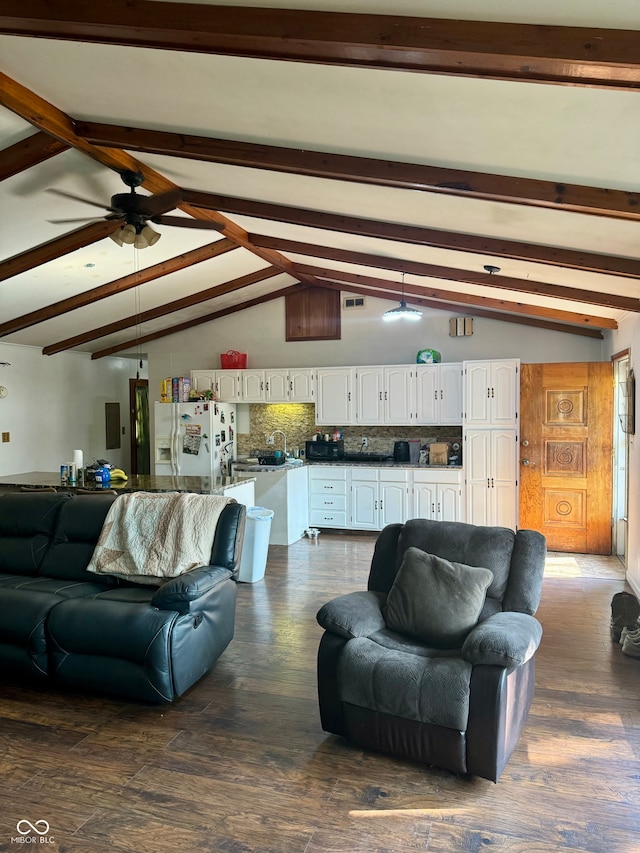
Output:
(154, 401), (237, 478)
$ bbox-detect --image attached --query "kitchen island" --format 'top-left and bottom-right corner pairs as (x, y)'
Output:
(0, 471), (256, 505)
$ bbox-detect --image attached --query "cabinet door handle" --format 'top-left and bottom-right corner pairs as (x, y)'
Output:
(379, 391), (382, 401)
(324, 485), (334, 490)
(437, 503), (441, 514)
(487, 478), (490, 488)
(348, 392), (351, 401)
(491, 478), (494, 488)
(384, 391), (388, 401)
(434, 391), (438, 400)
(375, 500), (378, 510)
(487, 387), (491, 398)
(431, 503), (435, 514)
(491, 387), (495, 397)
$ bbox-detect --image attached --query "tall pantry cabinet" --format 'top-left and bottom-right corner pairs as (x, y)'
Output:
(463, 359), (519, 529)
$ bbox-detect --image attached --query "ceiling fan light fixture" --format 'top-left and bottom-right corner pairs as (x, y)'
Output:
(382, 272), (423, 322)
(140, 224), (161, 247)
(109, 229), (125, 247)
(119, 223), (137, 245)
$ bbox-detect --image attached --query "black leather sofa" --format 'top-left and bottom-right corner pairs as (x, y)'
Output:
(0, 491), (245, 703)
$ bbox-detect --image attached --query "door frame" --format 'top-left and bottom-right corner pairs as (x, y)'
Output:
(612, 349), (631, 564)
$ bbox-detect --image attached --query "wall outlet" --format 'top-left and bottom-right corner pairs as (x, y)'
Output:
(1, 432), (9, 443)
(361, 436), (368, 447)
(265, 435), (274, 445)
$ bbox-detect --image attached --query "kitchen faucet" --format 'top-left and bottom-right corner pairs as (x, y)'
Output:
(268, 429), (287, 457)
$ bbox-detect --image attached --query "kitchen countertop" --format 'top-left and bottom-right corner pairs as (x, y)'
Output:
(0, 471), (256, 494)
(304, 460), (463, 470)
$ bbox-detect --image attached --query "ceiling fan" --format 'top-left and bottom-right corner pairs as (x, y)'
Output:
(48, 170), (221, 248)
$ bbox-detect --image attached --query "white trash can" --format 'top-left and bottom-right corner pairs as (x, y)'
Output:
(238, 507), (274, 583)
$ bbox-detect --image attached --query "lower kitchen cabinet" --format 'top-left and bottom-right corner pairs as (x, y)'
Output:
(308, 466), (349, 528)
(351, 468), (409, 530)
(309, 466), (462, 531)
(412, 469), (464, 522)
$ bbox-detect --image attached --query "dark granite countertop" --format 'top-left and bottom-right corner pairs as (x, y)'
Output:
(304, 461), (463, 470)
(0, 471), (255, 494)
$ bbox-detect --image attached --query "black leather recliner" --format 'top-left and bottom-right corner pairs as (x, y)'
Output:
(0, 491), (245, 703)
(317, 518), (546, 781)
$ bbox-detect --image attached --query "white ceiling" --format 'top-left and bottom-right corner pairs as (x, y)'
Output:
(1, 1), (639, 358)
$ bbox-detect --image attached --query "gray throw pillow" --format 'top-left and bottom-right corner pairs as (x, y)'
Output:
(384, 547), (494, 649)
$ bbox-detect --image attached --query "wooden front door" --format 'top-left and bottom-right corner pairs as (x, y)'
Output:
(519, 363), (613, 554)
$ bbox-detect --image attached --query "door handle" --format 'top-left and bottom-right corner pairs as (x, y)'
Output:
(522, 458), (530, 466)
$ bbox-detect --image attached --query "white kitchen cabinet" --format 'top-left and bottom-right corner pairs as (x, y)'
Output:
(212, 370), (240, 401)
(308, 466), (349, 528)
(263, 369), (289, 402)
(380, 470), (410, 526)
(413, 469), (463, 522)
(416, 363), (462, 425)
(288, 368), (315, 402)
(190, 370), (216, 394)
(354, 366), (384, 424)
(383, 366), (415, 424)
(315, 368), (353, 424)
(465, 429), (518, 529)
(464, 359), (519, 426)
(351, 468), (409, 530)
(241, 369), (266, 402)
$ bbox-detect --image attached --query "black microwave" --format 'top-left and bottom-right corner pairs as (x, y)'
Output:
(305, 439), (344, 461)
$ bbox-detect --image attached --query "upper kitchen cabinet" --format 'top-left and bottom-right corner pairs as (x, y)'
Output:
(315, 368), (353, 424)
(354, 367), (384, 424)
(383, 366), (415, 425)
(464, 359), (519, 427)
(214, 370), (241, 402)
(190, 370), (216, 395)
(241, 369), (266, 402)
(286, 368), (315, 403)
(416, 363), (462, 425)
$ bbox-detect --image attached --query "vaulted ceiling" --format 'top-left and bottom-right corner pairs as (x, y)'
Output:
(1, 1), (639, 360)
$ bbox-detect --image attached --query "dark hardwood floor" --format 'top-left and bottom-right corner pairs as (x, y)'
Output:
(0, 532), (638, 852)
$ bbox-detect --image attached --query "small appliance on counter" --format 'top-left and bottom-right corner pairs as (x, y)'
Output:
(393, 441), (410, 463)
(305, 439), (344, 461)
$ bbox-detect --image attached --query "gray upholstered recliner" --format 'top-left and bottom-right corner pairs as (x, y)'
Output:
(316, 518), (546, 782)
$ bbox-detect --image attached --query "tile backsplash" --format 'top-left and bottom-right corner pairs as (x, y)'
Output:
(237, 403), (462, 456)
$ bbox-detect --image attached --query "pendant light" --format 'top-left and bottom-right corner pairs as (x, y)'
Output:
(382, 273), (422, 322)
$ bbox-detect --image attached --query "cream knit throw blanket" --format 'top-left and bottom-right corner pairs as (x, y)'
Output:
(87, 492), (233, 585)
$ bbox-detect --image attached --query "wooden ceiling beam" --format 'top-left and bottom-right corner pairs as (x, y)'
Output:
(0, 130), (68, 181)
(0, 239), (238, 338)
(315, 279), (603, 339)
(1, 3), (639, 90)
(292, 263), (617, 330)
(43, 266), (281, 354)
(78, 122), (640, 222)
(90, 283), (308, 360)
(251, 234), (640, 313)
(0, 73), (318, 286)
(0, 220), (121, 283)
(184, 190), (640, 281)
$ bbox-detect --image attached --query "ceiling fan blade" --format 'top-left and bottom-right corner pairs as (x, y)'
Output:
(136, 189), (183, 218)
(48, 216), (105, 224)
(152, 215), (224, 231)
(46, 187), (110, 210)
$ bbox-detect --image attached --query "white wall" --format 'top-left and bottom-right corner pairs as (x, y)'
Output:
(0, 343), (140, 477)
(145, 294), (605, 395)
(605, 314), (639, 598)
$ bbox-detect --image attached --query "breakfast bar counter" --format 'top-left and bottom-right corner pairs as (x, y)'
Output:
(0, 471), (256, 496)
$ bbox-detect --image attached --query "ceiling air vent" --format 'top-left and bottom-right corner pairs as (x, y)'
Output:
(343, 296), (366, 310)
